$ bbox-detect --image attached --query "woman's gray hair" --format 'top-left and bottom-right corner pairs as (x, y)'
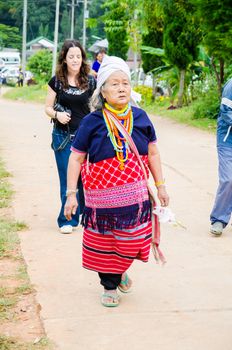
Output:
(89, 85), (105, 112)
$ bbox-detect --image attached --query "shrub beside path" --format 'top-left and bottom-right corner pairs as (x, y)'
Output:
(0, 98), (232, 350)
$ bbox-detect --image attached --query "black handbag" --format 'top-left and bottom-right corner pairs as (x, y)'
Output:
(51, 79), (72, 152)
(53, 79), (71, 117)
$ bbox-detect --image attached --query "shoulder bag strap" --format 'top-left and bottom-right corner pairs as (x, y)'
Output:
(104, 109), (155, 200)
(104, 109), (166, 264)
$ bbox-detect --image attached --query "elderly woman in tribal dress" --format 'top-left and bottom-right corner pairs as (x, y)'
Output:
(64, 56), (169, 307)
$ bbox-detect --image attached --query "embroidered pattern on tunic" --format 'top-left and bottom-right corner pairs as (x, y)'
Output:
(81, 153), (151, 233)
(84, 180), (149, 208)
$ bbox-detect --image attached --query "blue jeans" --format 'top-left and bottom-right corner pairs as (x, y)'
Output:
(210, 146), (232, 227)
(52, 127), (85, 228)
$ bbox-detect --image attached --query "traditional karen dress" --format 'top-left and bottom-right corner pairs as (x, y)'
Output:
(71, 104), (157, 274)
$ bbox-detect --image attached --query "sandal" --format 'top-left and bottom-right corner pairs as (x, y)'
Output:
(118, 273), (132, 293)
(101, 292), (120, 307)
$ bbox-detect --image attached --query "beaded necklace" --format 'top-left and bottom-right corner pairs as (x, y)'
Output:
(103, 102), (133, 170)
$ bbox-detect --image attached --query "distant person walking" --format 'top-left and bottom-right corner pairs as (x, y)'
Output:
(17, 68), (24, 87)
(210, 78), (232, 236)
(45, 39), (96, 234)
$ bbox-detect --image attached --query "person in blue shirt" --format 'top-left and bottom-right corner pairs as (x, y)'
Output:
(91, 50), (105, 78)
(210, 78), (232, 236)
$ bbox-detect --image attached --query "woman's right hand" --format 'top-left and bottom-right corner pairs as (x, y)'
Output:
(64, 195), (78, 220)
(56, 111), (71, 124)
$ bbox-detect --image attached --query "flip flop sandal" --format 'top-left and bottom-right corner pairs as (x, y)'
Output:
(101, 293), (120, 307)
(118, 273), (132, 293)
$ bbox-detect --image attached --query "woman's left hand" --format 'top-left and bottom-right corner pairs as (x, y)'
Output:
(157, 186), (169, 207)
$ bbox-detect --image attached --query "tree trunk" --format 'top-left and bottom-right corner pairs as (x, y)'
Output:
(219, 58), (224, 91)
(212, 57), (224, 96)
(177, 69), (185, 108)
(152, 75), (157, 101)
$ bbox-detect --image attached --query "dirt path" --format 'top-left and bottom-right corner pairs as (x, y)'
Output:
(0, 98), (232, 350)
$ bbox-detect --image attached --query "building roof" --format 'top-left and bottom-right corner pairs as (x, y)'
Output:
(26, 36), (54, 49)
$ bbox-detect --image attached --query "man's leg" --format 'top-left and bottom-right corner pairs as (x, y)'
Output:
(210, 146), (232, 233)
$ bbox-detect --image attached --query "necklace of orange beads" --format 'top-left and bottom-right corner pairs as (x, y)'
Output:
(103, 102), (133, 170)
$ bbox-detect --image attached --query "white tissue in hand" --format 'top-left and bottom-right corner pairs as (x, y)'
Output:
(153, 206), (176, 224)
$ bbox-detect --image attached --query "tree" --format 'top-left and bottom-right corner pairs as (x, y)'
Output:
(142, 0), (163, 74)
(7, 0), (68, 42)
(103, 0), (129, 60)
(192, 0), (232, 93)
(27, 50), (52, 83)
(60, 9), (70, 42)
(38, 24), (49, 39)
(87, 0), (105, 46)
(0, 1), (17, 27)
(0, 24), (21, 50)
(160, 0), (202, 107)
(140, 0), (165, 98)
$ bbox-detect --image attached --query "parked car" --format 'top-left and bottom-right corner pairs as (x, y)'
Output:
(0, 66), (34, 86)
(0, 66), (14, 84)
(0, 58), (5, 71)
(4, 67), (20, 85)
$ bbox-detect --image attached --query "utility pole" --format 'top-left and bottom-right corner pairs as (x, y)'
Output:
(68, 0), (90, 45)
(70, 0), (75, 39)
(68, 0), (78, 40)
(22, 0), (27, 85)
(52, 0), (60, 76)
(82, 0), (88, 49)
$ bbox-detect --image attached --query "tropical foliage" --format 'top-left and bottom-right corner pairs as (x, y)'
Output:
(27, 50), (52, 83)
(0, 0), (232, 118)
(102, 0), (129, 60)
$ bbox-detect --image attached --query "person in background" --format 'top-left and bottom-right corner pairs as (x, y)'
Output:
(64, 55), (169, 307)
(91, 49), (105, 78)
(210, 78), (232, 236)
(45, 39), (96, 234)
(17, 68), (24, 87)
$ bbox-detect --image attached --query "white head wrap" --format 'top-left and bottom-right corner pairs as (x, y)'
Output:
(96, 55), (141, 106)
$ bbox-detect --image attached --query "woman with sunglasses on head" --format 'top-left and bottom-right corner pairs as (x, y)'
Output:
(45, 39), (96, 234)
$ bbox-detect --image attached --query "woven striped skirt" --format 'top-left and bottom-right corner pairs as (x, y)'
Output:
(81, 154), (153, 273)
(82, 221), (152, 274)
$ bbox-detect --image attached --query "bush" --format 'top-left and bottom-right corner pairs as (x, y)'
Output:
(155, 95), (170, 107)
(134, 86), (153, 105)
(192, 87), (220, 119)
(27, 49), (52, 84)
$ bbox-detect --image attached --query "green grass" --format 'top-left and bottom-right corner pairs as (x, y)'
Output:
(0, 160), (11, 178)
(144, 100), (217, 133)
(0, 182), (14, 208)
(0, 336), (53, 350)
(0, 157), (53, 348)
(0, 286), (16, 320)
(0, 159), (13, 208)
(3, 84), (217, 132)
(0, 220), (27, 258)
(3, 84), (47, 104)
(16, 265), (29, 280)
(0, 296), (17, 318)
(15, 283), (33, 295)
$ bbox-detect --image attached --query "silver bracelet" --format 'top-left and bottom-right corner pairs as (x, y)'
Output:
(66, 189), (78, 197)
